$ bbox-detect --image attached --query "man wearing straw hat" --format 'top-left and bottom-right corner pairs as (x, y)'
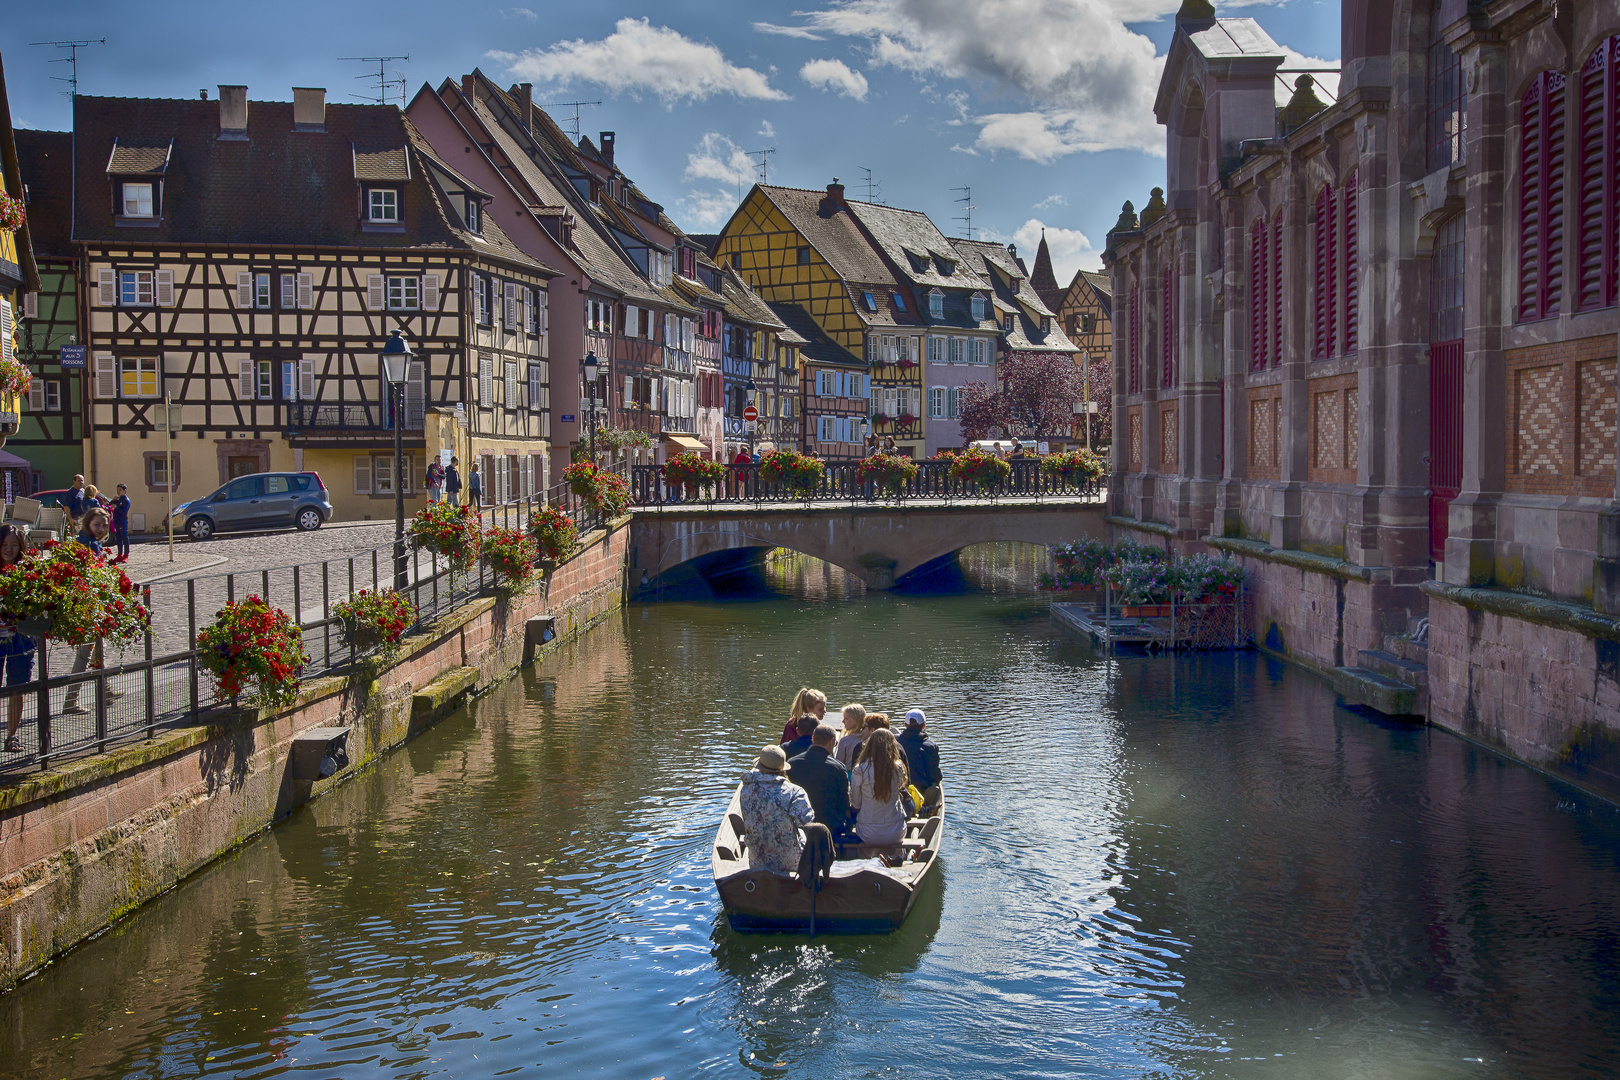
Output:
(739, 744), (815, 874)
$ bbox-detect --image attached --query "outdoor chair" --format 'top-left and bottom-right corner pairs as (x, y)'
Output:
(27, 506), (65, 546)
(8, 496), (41, 528)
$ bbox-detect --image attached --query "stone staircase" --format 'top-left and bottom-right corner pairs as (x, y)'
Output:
(1331, 619), (1430, 717)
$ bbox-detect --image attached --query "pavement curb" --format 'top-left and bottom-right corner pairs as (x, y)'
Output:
(131, 555), (230, 585)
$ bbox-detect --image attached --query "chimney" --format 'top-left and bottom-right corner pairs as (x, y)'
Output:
(599, 131), (615, 167)
(516, 83), (533, 131)
(462, 73), (477, 103)
(293, 87), (326, 131)
(818, 178), (845, 217)
(218, 85), (248, 140)
(199, 89), (208, 101)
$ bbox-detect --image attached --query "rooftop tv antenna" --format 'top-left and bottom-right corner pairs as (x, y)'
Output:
(338, 55), (410, 106)
(29, 39), (105, 99)
(746, 148), (776, 184)
(952, 185), (976, 240)
(540, 100), (602, 138)
(858, 166), (883, 204)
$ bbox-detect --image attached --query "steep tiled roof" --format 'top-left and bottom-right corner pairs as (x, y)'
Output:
(403, 124), (551, 273)
(755, 185), (898, 286)
(1029, 231), (1063, 311)
(14, 130), (73, 258)
(952, 238), (1056, 318)
(352, 145), (410, 181)
(684, 232), (719, 255)
(107, 140), (171, 174)
(765, 301), (860, 367)
(844, 200), (992, 293)
(721, 266), (785, 330)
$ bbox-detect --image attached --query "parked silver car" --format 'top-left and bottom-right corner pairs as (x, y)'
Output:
(172, 472), (332, 541)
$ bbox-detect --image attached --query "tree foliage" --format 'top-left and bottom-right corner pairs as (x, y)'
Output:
(957, 351), (1087, 442)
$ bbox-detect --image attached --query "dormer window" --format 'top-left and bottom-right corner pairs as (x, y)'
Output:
(1041, 316), (1051, 333)
(863, 292), (878, 312)
(1003, 313), (1015, 332)
(928, 289), (944, 319)
(970, 294), (986, 322)
(367, 188), (400, 223)
(934, 255), (955, 276)
(465, 197), (481, 233)
(122, 182), (155, 218)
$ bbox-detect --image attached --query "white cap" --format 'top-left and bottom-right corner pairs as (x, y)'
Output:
(905, 709), (926, 726)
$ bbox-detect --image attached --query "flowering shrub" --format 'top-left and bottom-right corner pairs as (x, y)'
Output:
(333, 589), (415, 657)
(946, 447), (1011, 490)
(196, 596), (308, 707)
(855, 452), (919, 495)
(484, 526), (540, 588)
(663, 452), (725, 493)
(758, 449), (824, 496)
(871, 411), (891, 424)
(0, 192), (24, 233)
(0, 358), (32, 398)
(896, 412), (918, 426)
(1040, 449), (1105, 483)
(0, 541), (149, 645)
(409, 501), (482, 572)
(593, 426), (653, 452)
(1043, 538), (1112, 590)
(1103, 558), (1174, 606)
(562, 462), (630, 519)
(1172, 553), (1245, 603)
(527, 505), (578, 562)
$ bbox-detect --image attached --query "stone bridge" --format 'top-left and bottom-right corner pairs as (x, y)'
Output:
(626, 499), (1108, 590)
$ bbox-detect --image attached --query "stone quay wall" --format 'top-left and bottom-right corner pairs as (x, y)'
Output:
(0, 518), (631, 991)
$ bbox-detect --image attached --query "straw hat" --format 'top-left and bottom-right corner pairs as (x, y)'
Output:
(755, 745), (788, 774)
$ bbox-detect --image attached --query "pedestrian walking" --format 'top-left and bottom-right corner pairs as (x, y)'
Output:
(109, 483), (132, 563)
(444, 457), (463, 505)
(467, 463), (483, 509)
(0, 524), (36, 753)
(61, 509), (121, 715)
(426, 459), (445, 504)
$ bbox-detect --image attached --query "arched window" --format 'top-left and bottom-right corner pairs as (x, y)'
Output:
(1249, 217), (1269, 371)
(1427, 32), (1467, 170)
(1518, 70), (1567, 321)
(1576, 35), (1619, 311)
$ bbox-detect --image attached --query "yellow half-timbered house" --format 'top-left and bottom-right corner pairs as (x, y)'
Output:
(75, 87), (555, 526)
(0, 53), (41, 454)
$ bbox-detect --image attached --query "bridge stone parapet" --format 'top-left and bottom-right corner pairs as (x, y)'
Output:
(627, 500), (1109, 590)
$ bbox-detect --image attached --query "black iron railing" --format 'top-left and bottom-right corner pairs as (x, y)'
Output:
(628, 459), (1105, 507)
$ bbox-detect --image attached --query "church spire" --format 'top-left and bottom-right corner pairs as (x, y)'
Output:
(1030, 228), (1062, 311)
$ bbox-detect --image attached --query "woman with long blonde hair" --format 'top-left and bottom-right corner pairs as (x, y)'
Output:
(850, 727), (909, 846)
(781, 687), (827, 743)
(834, 703), (867, 769)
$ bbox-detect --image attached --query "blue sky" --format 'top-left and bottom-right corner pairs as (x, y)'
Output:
(3, 1), (1340, 283)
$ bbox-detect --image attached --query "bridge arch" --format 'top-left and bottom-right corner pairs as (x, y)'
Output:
(628, 503), (1109, 591)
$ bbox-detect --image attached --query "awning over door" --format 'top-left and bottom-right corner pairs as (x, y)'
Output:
(663, 434), (708, 452)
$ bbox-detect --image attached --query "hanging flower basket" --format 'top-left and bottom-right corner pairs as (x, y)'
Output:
(871, 411), (891, 425)
(0, 541), (149, 645)
(1040, 449), (1105, 484)
(561, 462), (630, 519)
(855, 452), (919, 496)
(946, 447), (1011, 492)
(332, 589), (415, 658)
(196, 596), (308, 708)
(484, 526), (540, 589)
(896, 413), (918, 426)
(408, 501), (482, 573)
(758, 449), (824, 498)
(663, 452), (725, 496)
(527, 505), (579, 563)
(0, 359), (32, 399)
(0, 192), (24, 233)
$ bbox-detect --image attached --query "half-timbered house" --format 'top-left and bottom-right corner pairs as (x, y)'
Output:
(672, 245), (727, 458)
(0, 54), (39, 458)
(720, 267), (802, 457)
(74, 87), (554, 525)
(1052, 269), (1113, 451)
(13, 130), (79, 489)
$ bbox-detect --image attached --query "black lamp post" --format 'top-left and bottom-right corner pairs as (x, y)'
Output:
(583, 351), (599, 461)
(380, 330), (415, 592)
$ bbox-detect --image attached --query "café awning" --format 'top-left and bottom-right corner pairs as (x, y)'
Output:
(663, 434), (708, 452)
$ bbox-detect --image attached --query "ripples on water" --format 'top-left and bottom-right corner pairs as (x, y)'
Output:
(4, 544), (1620, 1079)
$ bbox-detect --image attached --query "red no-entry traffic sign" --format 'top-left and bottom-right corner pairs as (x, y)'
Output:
(742, 405), (759, 422)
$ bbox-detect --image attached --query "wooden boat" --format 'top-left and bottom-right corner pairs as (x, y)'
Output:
(711, 784), (945, 933)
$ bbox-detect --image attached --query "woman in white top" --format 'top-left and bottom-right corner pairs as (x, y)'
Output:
(850, 727), (909, 846)
(834, 703), (866, 769)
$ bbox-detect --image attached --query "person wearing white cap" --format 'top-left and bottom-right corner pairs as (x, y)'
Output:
(738, 744), (815, 874)
(897, 709), (941, 810)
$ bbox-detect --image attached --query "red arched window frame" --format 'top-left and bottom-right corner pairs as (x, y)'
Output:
(1161, 262), (1175, 389)
(1128, 285), (1141, 394)
(1272, 210), (1284, 367)
(1519, 70), (1568, 321)
(1312, 184), (1338, 359)
(1342, 169), (1359, 353)
(1576, 35), (1619, 311)
(1249, 217), (1268, 371)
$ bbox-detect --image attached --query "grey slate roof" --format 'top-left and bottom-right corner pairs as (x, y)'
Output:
(720, 266), (786, 330)
(765, 301), (861, 367)
(848, 200), (992, 293)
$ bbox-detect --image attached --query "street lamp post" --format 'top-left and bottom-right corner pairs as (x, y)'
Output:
(380, 330), (415, 593)
(744, 377), (757, 458)
(583, 351), (599, 462)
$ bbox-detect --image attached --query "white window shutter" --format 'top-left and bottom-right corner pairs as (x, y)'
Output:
(297, 273), (314, 309)
(367, 274), (385, 311)
(502, 281), (517, 328)
(423, 273), (440, 312)
(299, 358), (316, 400)
(0, 299), (11, 363)
(540, 291), (549, 332)
(27, 380), (44, 412)
(238, 360), (254, 399)
(22, 292), (37, 319)
(94, 269), (115, 307)
(95, 354), (118, 398)
(236, 272), (254, 308)
(353, 455), (371, 494)
(280, 274), (296, 309)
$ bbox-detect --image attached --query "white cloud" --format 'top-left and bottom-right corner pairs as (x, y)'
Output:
(680, 189), (740, 227)
(500, 7), (537, 19)
(1034, 193), (1067, 209)
(799, 58), (869, 100)
(753, 21), (825, 40)
(983, 218), (1099, 283)
(759, 119), (777, 138)
(1276, 49), (1340, 105)
(797, 0), (1166, 157)
(684, 132), (757, 188)
(489, 18), (788, 103)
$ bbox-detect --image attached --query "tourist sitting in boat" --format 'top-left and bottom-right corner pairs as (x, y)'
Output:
(781, 714), (818, 758)
(850, 729), (910, 848)
(834, 703), (866, 769)
(788, 726), (854, 840)
(739, 745), (815, 875)
(897, 709), (942, 811)
(781, 687), (827, 743)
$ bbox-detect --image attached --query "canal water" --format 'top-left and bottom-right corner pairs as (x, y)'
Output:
(4, 546), (1620, 1079)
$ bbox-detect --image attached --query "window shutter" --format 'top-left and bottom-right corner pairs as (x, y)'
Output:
(367, 274), (386, 311)
(502, 281), (517, 328)
(236, 272), (254, 308)
(280, 274), (296, 309)
(353, 456), (372, 495)
(505, 361), (518, 409)
(0, 299), (11, 363)
(1162, 263), (1175, 388)
(299, 358), (316, 400)
(27, 379), (43, 412)
(624, 375), (633, 408)
(95, 354), (118, 398)
(1343, 170), (1359, 352)
(1313, 187), (1330, 358)
(238, 360), (254, 399)
(405, 363), (424, 427)
(297, 273), (314, 310)
(1272, 211), (1284, 367)
(1249, 219), (1267, 371)
(1519, 71), (1568, 321)
(1127, 287), (1140, 393)
(97, 269), (117, 306)
(528, 363), (542, 411)
(421, 273), (439, 312)
(1576, 38), (1619, 311)
(479, 353), (493, 405)
(22, 292), (36, 319)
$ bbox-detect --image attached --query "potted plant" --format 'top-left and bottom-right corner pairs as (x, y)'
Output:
(946, 446), (1011, 494)
(561, 461), (630, 519)
(0, 541), (149, 644)
(408, 501), (483, 573)
(1104, 557), (1174, 617)
(1171, 552), (1245, 604)
(195, 596), (308, 708)
(1042, 538), (1111, 594)
(0, 357), (31, 399)
(1040, 449), (1105, 485)
(0, 192), (24, 233)
(527, 505), (578, 567)
(663, 452), (726, 500)
(896, 412), (918, 427)
(484, 526), (540, 590)
(855, 452), (919, 498)
(332, 588), (416, 658)
(758, 448), (824, 500)
(871, 411), (891, 424)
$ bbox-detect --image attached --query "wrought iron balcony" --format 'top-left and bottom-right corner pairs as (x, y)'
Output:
(287, 402), (425, 432)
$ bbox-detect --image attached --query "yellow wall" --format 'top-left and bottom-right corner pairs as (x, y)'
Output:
(715, 191), (864, 352)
